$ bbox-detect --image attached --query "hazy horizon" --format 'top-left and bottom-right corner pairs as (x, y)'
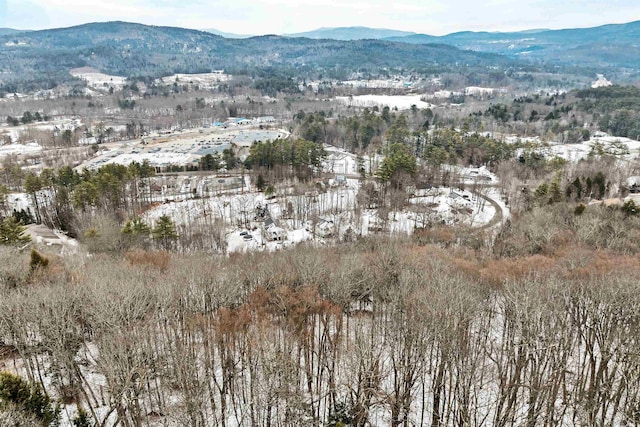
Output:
(1, 0), (640, 36)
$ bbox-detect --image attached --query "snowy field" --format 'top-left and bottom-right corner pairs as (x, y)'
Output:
(70, 68), (127, 90)
(159, 72), (232, 89)
(465, 86), (501, 96)
(0, 141), (42, 157)
(339, 79), (417, 89)
(535, 135), (640, 162)
(336, 94), (431, 110)
(0, 117), (83, 146)
(500, 131), (640, 163)
(592, 74), (613, 88)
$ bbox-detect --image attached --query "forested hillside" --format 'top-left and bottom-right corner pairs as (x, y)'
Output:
(385, 20), (640, 70)
(0, 21), (516, 93)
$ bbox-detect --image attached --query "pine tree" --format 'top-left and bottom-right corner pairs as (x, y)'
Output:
(122, 218), (151, 248)
(0, 371), (60, 425)
(256, 174), (266, 191)
(0, 216), (31, 245)
(23, 173), (43, 223)
(376, 143), (417, 183)
(152, 215), (178, 249)
(72, 407), (95, 427)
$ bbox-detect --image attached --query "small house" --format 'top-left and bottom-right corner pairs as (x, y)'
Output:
(266, 226), (287, 242)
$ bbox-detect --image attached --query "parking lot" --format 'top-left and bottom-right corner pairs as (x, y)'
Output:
(80, 126), (287, 170)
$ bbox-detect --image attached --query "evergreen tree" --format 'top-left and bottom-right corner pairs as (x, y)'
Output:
(23, 173), (43, 223)
(0, 216), (31, 245)
(376, 143), (417, 183)
(0, 371), (60, 425)
(72, 407), (94, 427)
(152, 215), (178, 249)
(122, 218), (151, 248)
(256, 174), (266, 191)
(326, 402), (354, 427)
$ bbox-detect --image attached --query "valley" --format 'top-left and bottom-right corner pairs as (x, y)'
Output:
(1, 17), (640, 427)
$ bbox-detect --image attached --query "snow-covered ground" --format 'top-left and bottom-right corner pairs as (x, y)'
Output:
(465, 86), (502, 96)
(23, 224), (80, 255)
(80, 127), (286, 170)
(0, 142), (42, 157)
(4, 192), (32, 212)
(424, 90), (462, 99)
(0, 117), (84, 146)
(502, 131), (640, 163)
(322, 146), (382, 176)
(336, 94), (431, 110)
(443, 164), (498, 185)
(339, 79), (417, 89)
(159, 72), (232, 89)
(591, 74), (613, 88)
(142, 178), (506, 254)
(504, 135), (541, 145)
(70, 68), (127, 90)
(541, 135), (640, 162)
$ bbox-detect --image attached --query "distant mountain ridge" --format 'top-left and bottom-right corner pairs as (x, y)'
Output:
(0, 21), (514, 91)
(201, 28), (254, 39)
(285, 26), (416, 40)
(382, 20), (640, 68)
(2, 20), (640, 94)
(0, 28), (28, 36)
(263, 21), (640, 69)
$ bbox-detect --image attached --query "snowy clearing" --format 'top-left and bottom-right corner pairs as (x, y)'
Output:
(159, 72), (232, 89)
(0, 142), (42, 157)
(336, 94), (431, 110)
(544, 135), (640, 162)
(70, 67), (127, 89)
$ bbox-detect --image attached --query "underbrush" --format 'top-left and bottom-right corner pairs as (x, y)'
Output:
(1, 205), (640, 425)
(495, 203), (640, 257)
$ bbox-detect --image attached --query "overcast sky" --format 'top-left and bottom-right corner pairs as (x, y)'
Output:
(1, 0), (639, 35)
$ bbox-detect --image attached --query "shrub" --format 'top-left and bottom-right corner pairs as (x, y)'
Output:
(29, 249), (50, 271)
(0, 371), (60, 426)
(125, 250), (171, 272)
(72, 407), (94, 427)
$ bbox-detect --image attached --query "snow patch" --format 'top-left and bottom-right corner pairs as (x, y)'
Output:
(336, 95), (431, 110)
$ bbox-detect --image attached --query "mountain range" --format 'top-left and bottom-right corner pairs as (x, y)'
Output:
(200, 28), (253, 39)
(1, 20), (639, 93)
(0, 21), (513, 91)
(284, 26), (416, 40)
(199, 21), (640, 69)
(383, 20), (640, 68)
(0, 28), (27, 36)
(198, 26), (417, 40)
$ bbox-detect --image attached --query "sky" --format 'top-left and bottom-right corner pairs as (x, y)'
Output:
(1, 0), (640, 36)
